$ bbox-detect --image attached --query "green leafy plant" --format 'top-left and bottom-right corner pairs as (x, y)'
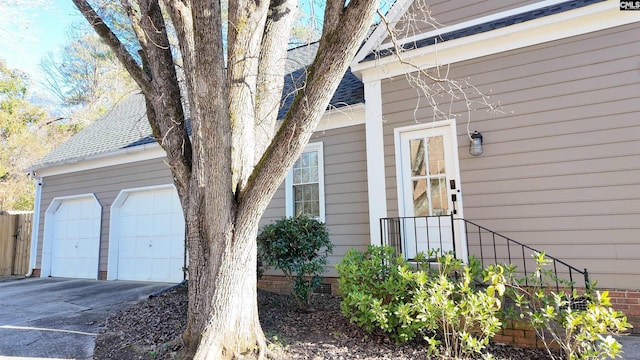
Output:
(257, 215), (333, 311)
(401, 252), (506, 358)
(337, 245), (507, 358)
(504, 252), (632, 360)
(335, 245), (417, 341)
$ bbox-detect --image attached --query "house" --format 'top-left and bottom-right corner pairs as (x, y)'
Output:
(29, 0), (639, 331)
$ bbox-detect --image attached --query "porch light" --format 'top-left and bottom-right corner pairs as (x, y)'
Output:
(469, 131), (483, 156)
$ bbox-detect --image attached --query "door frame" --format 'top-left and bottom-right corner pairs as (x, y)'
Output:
(393, 119), (468, 260)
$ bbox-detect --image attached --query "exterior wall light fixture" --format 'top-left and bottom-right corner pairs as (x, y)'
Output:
(469, 131), (483, 156)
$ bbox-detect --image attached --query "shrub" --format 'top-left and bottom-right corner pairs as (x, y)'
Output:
(337, 246), (507, 358)
(401, 252), (507, 358)
(504, 252), (632, 360)
(336, 245), (417, 342)
(338, 247), (631, 359)
(257, 215), (333, 311)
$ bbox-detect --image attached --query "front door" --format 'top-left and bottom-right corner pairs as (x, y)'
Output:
(396, 124), (466, 260)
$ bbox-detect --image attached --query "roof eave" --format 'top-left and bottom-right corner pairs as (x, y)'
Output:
(31, 103), (367, 177)
(30, 141), (164, 177)
(352, 0), (631, 80)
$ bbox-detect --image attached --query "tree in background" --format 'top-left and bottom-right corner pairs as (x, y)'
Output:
(40, 25), (138, 125)
(0, 60), (74, 210)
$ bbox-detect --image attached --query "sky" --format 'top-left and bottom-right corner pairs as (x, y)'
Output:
(0, 0), (325, 81)
(0, 0), (83, 80)
(0, 0), (379, 88)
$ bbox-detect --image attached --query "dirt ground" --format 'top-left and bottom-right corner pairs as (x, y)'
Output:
(93, 284), (559, 359)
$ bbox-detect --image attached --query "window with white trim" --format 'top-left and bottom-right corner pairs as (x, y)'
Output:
(286, 142), (325, 222)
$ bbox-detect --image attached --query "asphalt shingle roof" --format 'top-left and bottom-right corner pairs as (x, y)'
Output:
(30, 94), (152, 170)
(279, 43), (364, 119)
(362, 0), (605, 62)
(31, 42), (365, 171)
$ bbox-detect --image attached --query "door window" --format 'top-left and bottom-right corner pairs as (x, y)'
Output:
(407, 135), (448, 216)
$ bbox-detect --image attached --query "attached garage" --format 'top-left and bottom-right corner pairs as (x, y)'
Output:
(41, 194), (102, 279)
(108, 185), (185, 282)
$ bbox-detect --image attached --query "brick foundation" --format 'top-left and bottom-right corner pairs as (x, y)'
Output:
(98, 271), (107, 280)
(605, 289), (640, 334)
(30, 269), (40, 277)
(257, 275), (293, 294)
(495, 320), (550, 349)
(257, 275), (340, 296)
(497, 287), (640, 347)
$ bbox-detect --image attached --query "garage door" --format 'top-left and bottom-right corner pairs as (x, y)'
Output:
(44, 195), (101, 279)
(110, 186), (185, 282)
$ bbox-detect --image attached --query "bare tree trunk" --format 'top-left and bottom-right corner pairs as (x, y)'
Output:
(191, 221), (265, 359)
(182, 210), (265, 359)
(73, 0), (380, 358)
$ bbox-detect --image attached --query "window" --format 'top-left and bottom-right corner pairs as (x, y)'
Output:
(286, 142), (325, 222)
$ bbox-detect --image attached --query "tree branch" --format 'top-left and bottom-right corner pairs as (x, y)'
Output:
(227, 0), (270, 194)
(254, 0), (299, 160)
(322, 0), (345, 36)
(136, 0), (192, 192)
(120, 0), (147, 49)
(376, 1), (500, 139)
(190, 0), (235, 219)
(163, 0), (196, 98)
(238, 0), (379, 224)
(71, 0), (153, 95)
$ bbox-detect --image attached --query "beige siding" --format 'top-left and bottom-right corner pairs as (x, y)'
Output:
(385, 0), (538, 43)
(37, 123), (370, 278)
(261, 124), (370, 276)
(37, 158), (174, 272)
(313, 124), (371, 271)
(381, 22), (640, 289)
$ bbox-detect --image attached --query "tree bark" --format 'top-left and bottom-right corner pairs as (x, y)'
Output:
(191, 219), (265, 359)
(254, 0), (299, 158)
(72, 0), (380, 358)
(182, 0), (237, 355)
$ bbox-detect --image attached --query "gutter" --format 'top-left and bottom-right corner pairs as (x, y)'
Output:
(28, 141), (164, 177)
(26, 172), (42, 278)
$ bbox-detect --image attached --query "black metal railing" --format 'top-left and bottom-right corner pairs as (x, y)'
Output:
(380, 215), (590, 292)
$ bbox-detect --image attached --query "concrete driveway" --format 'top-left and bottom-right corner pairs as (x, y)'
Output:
(0, 278), (172, 359)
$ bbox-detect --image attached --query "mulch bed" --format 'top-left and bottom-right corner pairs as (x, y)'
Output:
(93, 284), (558, 359)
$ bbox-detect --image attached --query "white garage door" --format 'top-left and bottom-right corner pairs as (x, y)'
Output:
(111, 186), (185, 282)
(45, 195), (101, 279)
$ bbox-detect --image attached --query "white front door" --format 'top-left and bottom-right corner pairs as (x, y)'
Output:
(396, 124), (466, 260)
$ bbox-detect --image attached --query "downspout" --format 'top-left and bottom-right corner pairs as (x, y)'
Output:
(25, 171), (42, 278)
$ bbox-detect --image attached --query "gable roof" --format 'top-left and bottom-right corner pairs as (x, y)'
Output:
(30, 94), (151, 171)
(356, 0), (605, 63)
(31, 42), (364, 171)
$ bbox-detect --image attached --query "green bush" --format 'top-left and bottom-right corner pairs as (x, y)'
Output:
(401, 252), (506, 358)
(337, 246), (507, 358)
(336, 245), (417, 341)
(504, 252), (632, 360)
(338, 246), (631, 359)
(257, 215), (333, 311)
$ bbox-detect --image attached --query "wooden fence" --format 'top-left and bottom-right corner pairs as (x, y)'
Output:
(0, 212), (33, 276)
